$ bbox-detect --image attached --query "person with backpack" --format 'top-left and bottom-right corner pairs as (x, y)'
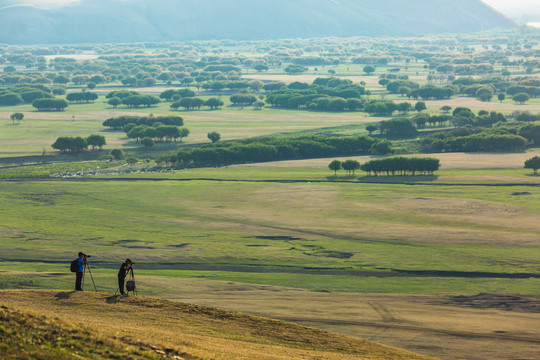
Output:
(118, 259), (133, 295)
(73, 252), (87, 291)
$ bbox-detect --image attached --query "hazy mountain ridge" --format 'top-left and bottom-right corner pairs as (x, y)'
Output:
(0, 0), (514, 44)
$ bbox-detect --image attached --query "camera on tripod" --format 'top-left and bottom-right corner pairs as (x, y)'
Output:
(82, 253), (91, 258)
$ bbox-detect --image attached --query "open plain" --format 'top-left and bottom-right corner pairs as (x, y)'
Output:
(1, 26), (540, 359)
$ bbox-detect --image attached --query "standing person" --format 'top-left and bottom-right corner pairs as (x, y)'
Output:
(118, 259), (133, 295)
(75, 252), (86, 291)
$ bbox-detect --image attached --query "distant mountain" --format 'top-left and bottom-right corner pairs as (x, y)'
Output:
(0, 0), (515, 44)
(482, 0), (540, 24)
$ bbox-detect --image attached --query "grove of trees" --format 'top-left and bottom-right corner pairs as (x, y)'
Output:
(360, 157), (440, 176)
(32, 98), (68, 111)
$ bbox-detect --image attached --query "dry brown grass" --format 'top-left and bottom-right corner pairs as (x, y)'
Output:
(235, 151), (540, 170)
(0, 289), (436, 360)
(417, 97), (540, 113)
(43, 55), (100, 61)
(160, 181), (540, 246)
(152, 280), (540, 360)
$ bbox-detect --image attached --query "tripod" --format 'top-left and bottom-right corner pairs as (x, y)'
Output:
(115, 266), (137, 296)
(82, 262), (98, 292)
(126, 267), (137, 296)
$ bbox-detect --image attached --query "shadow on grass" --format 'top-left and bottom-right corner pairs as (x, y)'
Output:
(358, 175), (438, 183)
(55, 291), (76, 300)
(106, 295), (123, 304)
(325, 175), (358, 181)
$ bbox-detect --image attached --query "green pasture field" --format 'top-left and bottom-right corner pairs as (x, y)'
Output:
(1, 166), (539, 295)
(2, 91), (540, 160)
(0, 97), (375, 158)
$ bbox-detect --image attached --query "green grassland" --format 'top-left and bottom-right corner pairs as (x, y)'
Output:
(1, 40), (540, 360)
(0, 97), (374, 158)
(2, 56), (539, 160)
(1, 166), (539, 296)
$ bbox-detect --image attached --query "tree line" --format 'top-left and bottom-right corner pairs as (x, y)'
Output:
(265, 79), (366, 111)
(170, 135), (392, 167)
(124, 124), (189, 143)
(51, 135), (106, 152)
(360, 157), (440, 176)
(32, 98), (68, 111)
(419, 127), (528, 153)
(66, 91), (98, 103)
(170, 97), (224, 110)
(0, 84), (54, 106)
(102, 115), (183, 130)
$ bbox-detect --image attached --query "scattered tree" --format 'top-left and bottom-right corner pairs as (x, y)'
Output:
(328, 160), (342, 175)
(254, 64), (269, 72)
(86, 134), (106, 150)
(126, 157), (138, 166)
(110, 148), (124, 160)
(10, 112), (24, 124)
(513, 93), (530, 104)
(284, 65), (307, 75)
(207, 131), (221, 143)
(363, 66), (376, 75)
(414, 101), (427, 113)
(524, 156), (540, 175)
(366, 124), (377, 135)
(441, 105), (452, 113)
(108, 97), (121, 108)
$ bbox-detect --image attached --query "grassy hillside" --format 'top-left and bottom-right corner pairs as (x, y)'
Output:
(0, 305), (165, 359)
(0, 289), (436, 360)
(0, 0), (514, 43)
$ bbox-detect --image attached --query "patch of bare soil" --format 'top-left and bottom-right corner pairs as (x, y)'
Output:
(448, 293), (540, 313)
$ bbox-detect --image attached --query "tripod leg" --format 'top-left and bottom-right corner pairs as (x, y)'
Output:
(131, 268), (137, 296)
(86, 264), (98, 292)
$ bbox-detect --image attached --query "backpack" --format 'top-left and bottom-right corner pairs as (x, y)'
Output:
(126, 280), (136, 292)
(70, 259), (79, 272)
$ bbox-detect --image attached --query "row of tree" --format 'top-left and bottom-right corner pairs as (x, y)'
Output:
(418, 119), (540, 153)
(124, 124), (190, 143)
(265, 82), (366, 111)
(170, 135), (392, 167)
(420, 133), (527, 153)
(364, 100), (426, 116)
(159, 88), (196, 101)
(360, 157), (440, 176)
(102, 115), (183, 129)
(32, 98), (68, 111)
(51, 135), (106, 152)
(328, 159), (361, 175)
(120, 94), (160, 108)
(170, 97), (224, 110)
(66, 91), (98, 103)
(0, 84), (54, 106)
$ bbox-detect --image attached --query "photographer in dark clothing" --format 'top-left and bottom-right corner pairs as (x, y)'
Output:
(118, 258), (133, 295)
